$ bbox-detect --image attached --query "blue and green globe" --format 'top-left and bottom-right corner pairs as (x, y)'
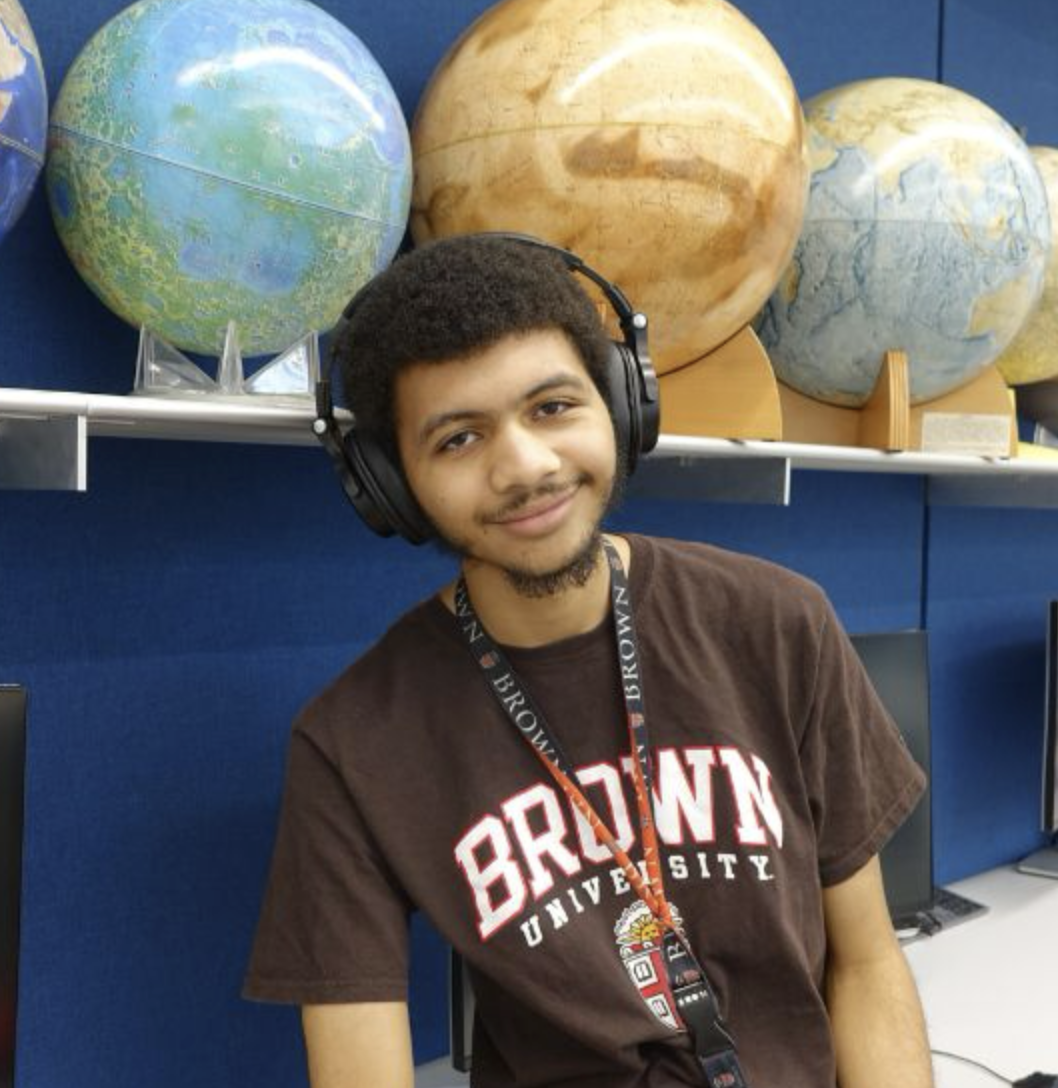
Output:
(758, 78), (1052, 406)
(46, 0), (411, 357)
(0, 0), (47, 244)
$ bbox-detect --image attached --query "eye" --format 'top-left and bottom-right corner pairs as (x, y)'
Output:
(535, 398), (573, 420)
(437, 429), (479, 454)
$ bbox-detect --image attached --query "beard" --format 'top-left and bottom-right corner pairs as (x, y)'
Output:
(428, 446), (629, 600)
(500, 519), (604, 599)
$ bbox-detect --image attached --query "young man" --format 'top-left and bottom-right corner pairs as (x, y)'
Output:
(244, 235), (933, 1087)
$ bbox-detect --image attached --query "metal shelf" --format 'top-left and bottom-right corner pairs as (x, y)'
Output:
(0, 387), (322, 445)
(4, 386), (1058, 506)
(643, 434), (1058, 507)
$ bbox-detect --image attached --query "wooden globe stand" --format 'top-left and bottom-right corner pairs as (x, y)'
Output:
(779, 351), (911, 450)
(657, 326), (782, 440)
(778, 351), (1017, 457)
(650, 323), (1016, 457)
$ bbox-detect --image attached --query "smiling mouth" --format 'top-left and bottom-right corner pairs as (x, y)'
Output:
(487, 484), (580, 529)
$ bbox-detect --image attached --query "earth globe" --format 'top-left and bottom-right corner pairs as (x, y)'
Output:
(994, 146), (1058, 387)
(757, 77), (1052, 406)
(0, 0), (47, 244)
(46, 0), (411, 358)
(411, 0), (809, 375)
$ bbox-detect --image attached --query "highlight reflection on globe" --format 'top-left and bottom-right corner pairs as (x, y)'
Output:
(0, 0), (47, 244)
(46, 0), (411, 357)
(412, 0), (809, 375)
(758, 78), (1051, 407)
(995, 147), (1058, 387)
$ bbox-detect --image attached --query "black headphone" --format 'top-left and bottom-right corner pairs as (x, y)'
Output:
(312, 233), (659, 545)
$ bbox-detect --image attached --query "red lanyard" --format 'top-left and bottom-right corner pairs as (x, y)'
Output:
(453, 538), (749, 1088)
(454, 539), (675, 931)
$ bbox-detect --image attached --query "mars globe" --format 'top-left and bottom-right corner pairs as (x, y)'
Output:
(758, 78), (1051, 407)
(0, 0), (47, 244)
(995, 147), (1058, 387)
(46, 0), (411, 357)
(411, 0), (809, 375)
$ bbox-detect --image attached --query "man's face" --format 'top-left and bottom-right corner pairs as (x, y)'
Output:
(395, 329), (618, 594)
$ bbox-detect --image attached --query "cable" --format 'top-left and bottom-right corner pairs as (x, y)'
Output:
(931, 1049), (1012, 1085)
(894, 910), (940, 943)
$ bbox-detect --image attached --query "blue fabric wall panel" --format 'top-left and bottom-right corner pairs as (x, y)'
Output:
(925, 505), (1058, 883)
(14, 651), (320, 1088)
(0, 441), (455, 665)
(2, 439), (455, 1080)
(943, 0), (1058, 144)
(615, 471), (926, 634)
(767, 0), (1058, 883)
(740, 0), (939, 97)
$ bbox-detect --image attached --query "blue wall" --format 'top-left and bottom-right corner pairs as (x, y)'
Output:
(2, 0), (1057, 1083)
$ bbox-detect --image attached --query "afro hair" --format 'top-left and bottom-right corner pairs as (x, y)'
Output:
(331, 234), (615, 464)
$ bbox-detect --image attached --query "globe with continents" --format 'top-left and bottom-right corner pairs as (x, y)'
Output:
(0, 0), (47, 244)
(46, 0), (411, 357)
(411, 0), (809, 375)
(994, 147), (1058, 387)
(757, 78), (1051, 406)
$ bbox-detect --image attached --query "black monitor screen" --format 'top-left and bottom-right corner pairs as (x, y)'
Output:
(0, 686), (26, 1088)
(1043, 603), (1058, 834)
(849, 632), (932, 922)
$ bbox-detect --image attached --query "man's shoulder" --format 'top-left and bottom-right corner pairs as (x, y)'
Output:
(632, 534), (837, 688)
(295, 593), (461, 744)
(634, 533), (828, 613)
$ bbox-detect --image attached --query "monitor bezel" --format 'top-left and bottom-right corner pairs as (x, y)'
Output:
(0, 685), (27, 1088)
(848, 629), (934, 922)
(1042, 603), (1057, 834)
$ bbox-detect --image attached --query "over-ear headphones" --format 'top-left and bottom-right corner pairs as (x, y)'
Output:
(313, 232), (659, 545)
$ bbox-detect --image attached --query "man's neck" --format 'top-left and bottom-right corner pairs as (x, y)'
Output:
(445, 534), (630, 649)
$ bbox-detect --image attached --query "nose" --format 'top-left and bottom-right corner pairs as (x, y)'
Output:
(489, 420), (562, 493)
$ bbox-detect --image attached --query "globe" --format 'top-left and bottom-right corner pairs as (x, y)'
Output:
(995, 147), (1058, 387)
(757, 78), (1052, 407)
(411, 0), (809, 376)
(46, 0), (411, 357)
(0, 0), (47, 244)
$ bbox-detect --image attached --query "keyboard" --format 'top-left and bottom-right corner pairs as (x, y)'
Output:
(931, 886), (988, 924)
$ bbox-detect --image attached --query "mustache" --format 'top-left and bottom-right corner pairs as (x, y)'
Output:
(482, 476), (589, 524)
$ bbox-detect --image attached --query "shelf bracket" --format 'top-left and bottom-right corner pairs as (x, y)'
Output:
(629, 452), (790, 505)
(927, 472), (1058, 509)
(0, 414), (87, 491)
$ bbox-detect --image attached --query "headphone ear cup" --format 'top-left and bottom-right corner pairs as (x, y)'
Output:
(603, 341), (635, 470)
(343, 430), (433, 545)
(606, 339), (663, 473)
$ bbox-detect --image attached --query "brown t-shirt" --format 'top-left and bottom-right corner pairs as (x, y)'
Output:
(244, 534), (926, 1087)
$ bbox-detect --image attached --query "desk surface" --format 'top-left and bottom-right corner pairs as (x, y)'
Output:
(904, 865), (1058, 1086)
(415, 865), (1058, 1087)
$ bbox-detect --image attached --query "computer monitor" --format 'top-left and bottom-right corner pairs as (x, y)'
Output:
(0, 686), (26, 1088)
(1044, 602), (1058, 835)
(849, 631), (934, 922)
(1018, 601), (1058, 878)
